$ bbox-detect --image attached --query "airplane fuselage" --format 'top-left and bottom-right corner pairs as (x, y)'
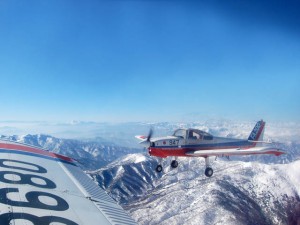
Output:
(148, 136), (254, 158)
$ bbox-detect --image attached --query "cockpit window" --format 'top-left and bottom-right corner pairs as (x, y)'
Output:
(173, 129), (186, 139)
(173, 129), (213, 140)
(188, 129), (213, 140)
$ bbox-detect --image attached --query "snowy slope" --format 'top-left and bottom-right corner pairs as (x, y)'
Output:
(91, 154), (162, 204)
(90, 155), (300, 225)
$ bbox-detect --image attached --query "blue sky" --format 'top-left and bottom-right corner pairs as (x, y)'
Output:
(0, 0), (299, 123)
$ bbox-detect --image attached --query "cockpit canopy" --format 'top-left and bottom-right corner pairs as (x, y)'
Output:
(173, 128), (213, 140)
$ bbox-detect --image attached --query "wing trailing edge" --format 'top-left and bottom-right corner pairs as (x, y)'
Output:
(186, 146), (285, 157)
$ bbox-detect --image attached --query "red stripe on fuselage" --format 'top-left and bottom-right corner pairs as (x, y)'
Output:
(149, 146), (284, 158)
(149, 147), (186, 158)
(0, 143), (74, 163)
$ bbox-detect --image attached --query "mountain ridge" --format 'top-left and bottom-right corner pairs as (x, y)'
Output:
(90, 154), (300, 225)
(0, 133), (142, 170)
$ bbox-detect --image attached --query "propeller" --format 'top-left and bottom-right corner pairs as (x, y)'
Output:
(146, 128), (153, 143)
(138, 128), (153, 147)
(135, 128), (154, 147)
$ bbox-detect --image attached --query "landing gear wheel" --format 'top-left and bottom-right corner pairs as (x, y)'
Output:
(205, 167), (213, 177)
(156, 165), (163, 173)
(171, 160), (178, 168)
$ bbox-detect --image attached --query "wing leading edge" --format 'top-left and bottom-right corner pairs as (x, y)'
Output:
(0, 139), (137, 225)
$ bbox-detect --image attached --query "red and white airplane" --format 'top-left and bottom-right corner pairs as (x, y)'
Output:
(136, 120), (285, 177)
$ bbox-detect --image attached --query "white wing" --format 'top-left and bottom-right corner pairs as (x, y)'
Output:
(186, 146), (285, 157)
(0, 139), (137, 225)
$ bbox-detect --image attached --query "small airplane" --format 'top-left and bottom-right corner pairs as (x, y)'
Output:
(135, 120), (285, 177)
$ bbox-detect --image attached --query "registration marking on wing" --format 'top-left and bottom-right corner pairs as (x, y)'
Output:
(0, 140), (137, 225)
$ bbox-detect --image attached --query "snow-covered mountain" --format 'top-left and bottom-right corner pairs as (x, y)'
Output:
(1, 120), (299, 224)
(90, 154), (300, 225)
(0, 134), (142, 170)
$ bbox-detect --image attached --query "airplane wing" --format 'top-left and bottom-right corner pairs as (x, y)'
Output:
(0, 139), (137, 225)
(135, 135), (147, 141)
(186, 146), (285, 157)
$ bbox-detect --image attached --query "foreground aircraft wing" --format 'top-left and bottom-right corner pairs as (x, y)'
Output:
(186, 146), (285, 157)
(0, 139), (137, 225)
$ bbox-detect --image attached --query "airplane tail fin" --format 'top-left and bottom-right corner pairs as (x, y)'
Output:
(248, 120), (265, 143)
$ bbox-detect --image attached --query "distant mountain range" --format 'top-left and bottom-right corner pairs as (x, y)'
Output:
(1, 121), (299, 225)
(2, 120), (298, 169)
(0, 134), (142, 170)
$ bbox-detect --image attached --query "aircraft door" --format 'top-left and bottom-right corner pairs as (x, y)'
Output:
(187, 130), (201, 145)
(179, 130), (188, 146)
